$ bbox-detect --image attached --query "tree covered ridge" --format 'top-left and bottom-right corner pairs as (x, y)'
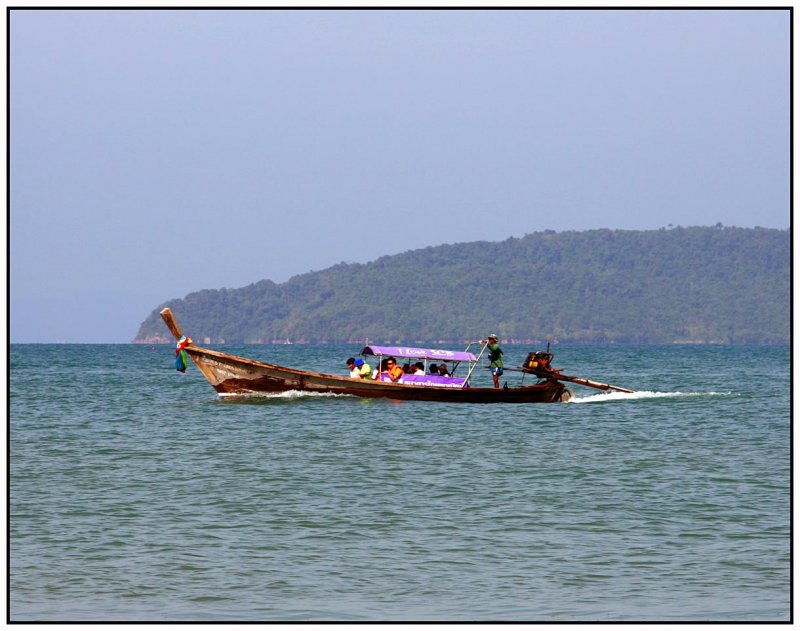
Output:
(135, 226), (789, 344)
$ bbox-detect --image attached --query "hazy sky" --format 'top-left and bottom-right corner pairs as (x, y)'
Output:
(10, 8), (790, 342)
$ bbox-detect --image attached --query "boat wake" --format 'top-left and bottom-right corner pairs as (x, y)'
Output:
(217, 390), (354, 401)
(568, 390), (735, 404)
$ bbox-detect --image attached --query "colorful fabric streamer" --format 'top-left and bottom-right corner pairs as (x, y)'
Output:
(175, 335), (192, 373)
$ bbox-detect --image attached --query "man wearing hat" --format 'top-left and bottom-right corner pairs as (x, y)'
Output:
(354, 356), (372, 380)
(346, 357), (372, 379)
(486, 334), (504, 389)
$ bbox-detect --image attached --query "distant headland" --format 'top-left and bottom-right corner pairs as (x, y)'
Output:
(134, 226), (789, 345)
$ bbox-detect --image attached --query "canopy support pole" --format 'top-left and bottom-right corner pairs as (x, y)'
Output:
(462, 340), (489, 388)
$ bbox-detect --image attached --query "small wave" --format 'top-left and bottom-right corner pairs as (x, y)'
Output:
(568, 390), (735, 404)
(217, 390), (354, 401)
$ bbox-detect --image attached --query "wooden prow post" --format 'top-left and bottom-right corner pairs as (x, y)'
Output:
(160, 307), (184, 342)
(159, 307), (220, 383)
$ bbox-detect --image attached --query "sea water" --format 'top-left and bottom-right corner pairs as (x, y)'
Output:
(9, 344), (790, 621)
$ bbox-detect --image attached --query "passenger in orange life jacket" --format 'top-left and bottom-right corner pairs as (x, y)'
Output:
(374, 357), (404, 382)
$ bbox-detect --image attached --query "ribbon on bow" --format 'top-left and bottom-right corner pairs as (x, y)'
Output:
(175, 335), (192, 372)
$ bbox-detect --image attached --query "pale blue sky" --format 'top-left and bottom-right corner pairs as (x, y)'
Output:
(10, 8), (790, 342)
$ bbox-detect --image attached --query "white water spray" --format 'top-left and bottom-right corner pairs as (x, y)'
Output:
(568, 390), (735, 404)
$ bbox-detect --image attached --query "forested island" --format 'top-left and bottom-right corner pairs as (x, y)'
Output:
(135, 226), (789, 345)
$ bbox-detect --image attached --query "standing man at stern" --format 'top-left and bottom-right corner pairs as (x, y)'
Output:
(486, 334), (504, 389)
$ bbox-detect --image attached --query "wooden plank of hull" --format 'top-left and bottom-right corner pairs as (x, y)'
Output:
(187, 346), (565, 404)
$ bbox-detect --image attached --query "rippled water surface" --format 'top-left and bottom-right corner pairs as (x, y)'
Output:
(10, 344), (790, 621)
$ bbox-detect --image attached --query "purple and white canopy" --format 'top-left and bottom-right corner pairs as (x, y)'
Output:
(361, 345), (477, 362)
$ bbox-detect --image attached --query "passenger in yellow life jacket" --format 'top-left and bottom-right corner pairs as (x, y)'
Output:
(354, 357), (371, 379)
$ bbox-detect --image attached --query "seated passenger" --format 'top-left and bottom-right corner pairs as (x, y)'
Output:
(402, 363), (412, 374)
(346, 357), (360, 378)
(429, 363), (439, 375)
(386, 357), (404, 382)
(354, 357), (371, 379)
(374, 357), (404, 382)
(413, 362), (425, 375)
(437, 363), (451, 377)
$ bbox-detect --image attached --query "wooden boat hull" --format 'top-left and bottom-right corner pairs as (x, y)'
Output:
(185, 345), (567, 403)
(160, 307), (566, 403)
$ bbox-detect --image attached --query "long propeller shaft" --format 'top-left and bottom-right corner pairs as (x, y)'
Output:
(512, 365), (635, 393)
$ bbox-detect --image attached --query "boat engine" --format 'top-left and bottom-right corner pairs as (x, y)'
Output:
(520, 347), (563, 382)
(523, 350), (555, 373)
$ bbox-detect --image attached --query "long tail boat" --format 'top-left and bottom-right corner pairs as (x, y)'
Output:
(160, 308), (632, 403)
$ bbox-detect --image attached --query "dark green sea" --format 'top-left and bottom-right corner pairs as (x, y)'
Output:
(9, 343), (790, 621)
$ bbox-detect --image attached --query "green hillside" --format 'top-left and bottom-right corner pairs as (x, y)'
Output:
(135, 226), (789, 345)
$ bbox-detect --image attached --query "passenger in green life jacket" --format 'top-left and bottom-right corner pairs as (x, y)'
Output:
(485, 334), (503, 389)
